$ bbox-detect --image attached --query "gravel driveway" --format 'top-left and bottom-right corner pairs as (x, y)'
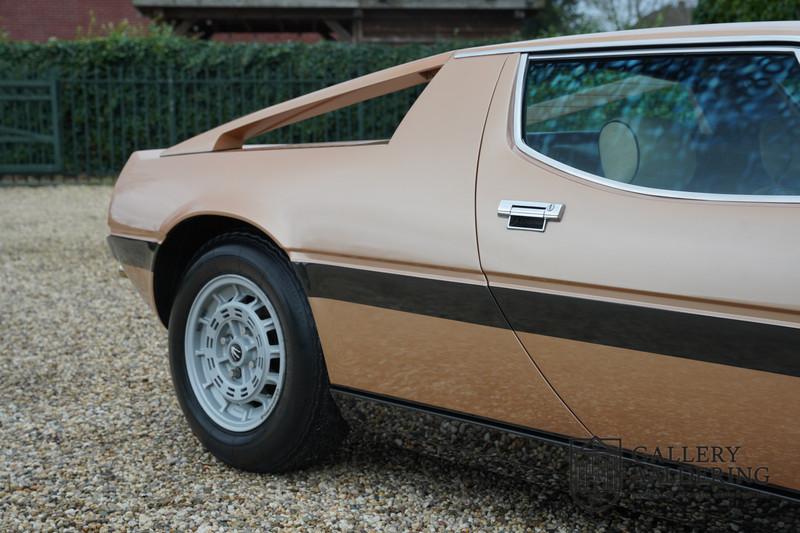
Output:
(1, 185), (798, 532)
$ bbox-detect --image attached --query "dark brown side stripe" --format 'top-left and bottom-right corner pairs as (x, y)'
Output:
(492, 287), (800, 378)
(295, 262), (800, 378)
(294, 262), (508, 329)
(107, 235), (158, 271)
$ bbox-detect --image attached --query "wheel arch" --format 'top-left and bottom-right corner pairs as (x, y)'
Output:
(153, 214), (288, 327)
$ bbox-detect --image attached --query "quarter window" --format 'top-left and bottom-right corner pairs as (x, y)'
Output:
(522, 52), (800, 196)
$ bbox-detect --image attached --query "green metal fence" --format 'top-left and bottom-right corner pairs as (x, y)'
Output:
(0, 66), (422, 176)
(0, 78), (62, 174)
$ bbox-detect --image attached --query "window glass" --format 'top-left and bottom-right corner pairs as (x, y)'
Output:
(523, 53), (800, 195)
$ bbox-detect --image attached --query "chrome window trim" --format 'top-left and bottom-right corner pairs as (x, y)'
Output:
(512, 46), (800, 204)
(455, 34), (800, 59)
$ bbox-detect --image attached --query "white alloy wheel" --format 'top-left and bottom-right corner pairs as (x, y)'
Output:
(184, 274), (286, 432)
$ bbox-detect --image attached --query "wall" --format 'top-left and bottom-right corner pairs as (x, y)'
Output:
(1, 0), (146, 41)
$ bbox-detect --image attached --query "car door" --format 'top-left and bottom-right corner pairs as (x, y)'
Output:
(290, 54), (590, 440)
(476, 49), (800, 491)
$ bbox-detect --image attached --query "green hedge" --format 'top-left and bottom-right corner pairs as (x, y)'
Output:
(694, 0), (800, 24)
(0, 30), (456, 78)
(0, 30), (493, 175)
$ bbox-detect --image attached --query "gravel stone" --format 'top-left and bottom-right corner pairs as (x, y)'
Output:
(1, 185), (798, 532)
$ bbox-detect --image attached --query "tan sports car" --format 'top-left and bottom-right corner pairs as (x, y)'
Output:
(108, 22), (800, 497)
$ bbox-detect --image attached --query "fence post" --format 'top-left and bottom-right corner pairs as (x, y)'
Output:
(167, 67), (177, 145)
(50, 69), (63, 173)
(356, 63), (365, 140)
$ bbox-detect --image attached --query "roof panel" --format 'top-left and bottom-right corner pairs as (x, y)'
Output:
(455, 21), (800, 57)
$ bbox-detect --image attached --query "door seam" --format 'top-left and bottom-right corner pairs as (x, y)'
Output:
(472, 53), (594, 437)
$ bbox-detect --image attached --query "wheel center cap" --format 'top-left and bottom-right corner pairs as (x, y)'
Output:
(229, 343), (244, 363)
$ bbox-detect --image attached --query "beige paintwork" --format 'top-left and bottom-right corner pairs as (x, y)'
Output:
(458, 20), (800, 56)
(311, 298), (589, 438)
(478, 53), (800, 315)
(110, 53), (505, 275)
(476, 50), (800, 491)
(109, 22), (800, 493)
(518, 331), (800, 490)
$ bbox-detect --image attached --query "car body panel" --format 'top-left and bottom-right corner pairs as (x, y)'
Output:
(456, 20), (800, 57)
(475, 53), (800, 490)
(109, 53), (592, 438)
(517, 330), (800, 489)
(110, 54), (500, 272)
(309, 298), (589, 436)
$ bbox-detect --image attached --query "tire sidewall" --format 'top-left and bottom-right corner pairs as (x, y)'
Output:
(168, 240), (323, 471)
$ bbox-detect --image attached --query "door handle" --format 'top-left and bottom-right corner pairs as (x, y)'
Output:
(497, 200), (564, 232)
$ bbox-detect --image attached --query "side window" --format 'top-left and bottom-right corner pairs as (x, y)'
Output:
(522, 52), (800, 196)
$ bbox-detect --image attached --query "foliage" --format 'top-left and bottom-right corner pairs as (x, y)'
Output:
(75, 11), (175, 40)
(582, 0), (678, 31)
(522, 0), (600, 37)
(0, 32), (480, 175)
(0, 28), (459, 80)
(693, 0), (800, 23)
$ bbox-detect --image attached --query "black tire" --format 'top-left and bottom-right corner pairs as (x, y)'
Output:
(167, 232), (346, 472)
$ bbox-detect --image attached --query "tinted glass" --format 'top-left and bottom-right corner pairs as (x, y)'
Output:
(523, 53), (800, 195)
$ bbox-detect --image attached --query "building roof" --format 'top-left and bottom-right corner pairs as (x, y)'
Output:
(133, 0), (546, 42)
(133, 0), (544, 8)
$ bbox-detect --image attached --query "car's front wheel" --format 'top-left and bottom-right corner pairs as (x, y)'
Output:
(167, 232), (345, 472)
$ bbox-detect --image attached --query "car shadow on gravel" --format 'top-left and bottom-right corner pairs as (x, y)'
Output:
(328, 393), (800, 533)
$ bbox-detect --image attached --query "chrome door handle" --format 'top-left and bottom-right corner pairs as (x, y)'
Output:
(497, 200), (564, 232)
